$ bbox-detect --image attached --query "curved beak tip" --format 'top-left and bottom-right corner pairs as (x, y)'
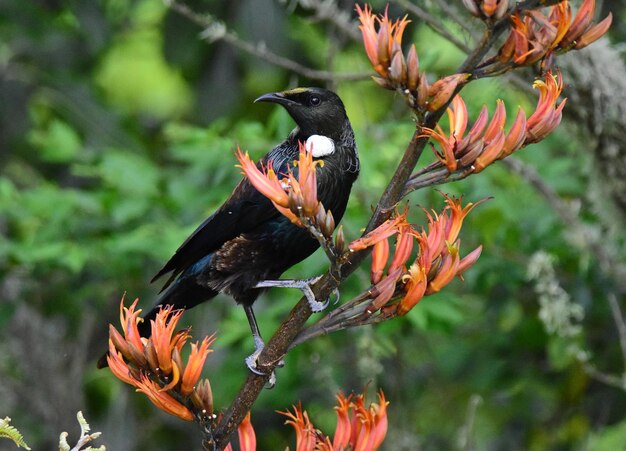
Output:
(254, 92), (285, 104)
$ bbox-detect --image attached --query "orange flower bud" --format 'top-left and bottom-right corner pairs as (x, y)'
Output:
(367, 267), (403, 314)
(473, 128), (505, 173)
(194, 378), (214, 414)
(574, 12), (612, 49)
(389, 50), (407, 84)
(457, 245), (483, 279)
(371, 238), (390, 284)
(389, 227), (415, 272)
(500, 107), (527, 158)
(427, 73), (470, 112)
(426, 242), (460, 294)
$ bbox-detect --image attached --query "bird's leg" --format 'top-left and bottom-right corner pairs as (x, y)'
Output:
(243, 304), (277, 387)
(254, 276), (339, 312)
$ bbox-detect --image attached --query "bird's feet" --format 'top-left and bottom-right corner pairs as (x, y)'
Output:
(245, 335), (278, 388)
(254, 276), (339, 312)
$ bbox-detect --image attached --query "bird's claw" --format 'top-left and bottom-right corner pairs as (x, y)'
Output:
(301, 276), (341, 312)
(245, 336), (276, 388)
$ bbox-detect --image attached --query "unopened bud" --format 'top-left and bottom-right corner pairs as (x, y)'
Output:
(406, 45), (419, 92)
(144, 339), (159, 372)
(371, 76), (393, 90)
(335, 226), (345, 253)
(389, 51), (407, 85)
(324, 209), (336, 236)
(427, 73), (470, 112)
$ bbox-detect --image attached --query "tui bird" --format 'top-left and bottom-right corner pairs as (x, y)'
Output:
(98, 87), (359, 372)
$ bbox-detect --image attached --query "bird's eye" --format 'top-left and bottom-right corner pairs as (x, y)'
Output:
(309, 96), (321, 106)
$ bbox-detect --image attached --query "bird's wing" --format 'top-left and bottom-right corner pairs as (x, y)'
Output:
(151, 177), (280, 290)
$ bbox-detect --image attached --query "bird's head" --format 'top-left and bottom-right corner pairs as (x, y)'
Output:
(255, 87), (349, 141)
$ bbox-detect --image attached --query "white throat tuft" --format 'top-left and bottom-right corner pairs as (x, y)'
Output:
(305, 135), (335, 158)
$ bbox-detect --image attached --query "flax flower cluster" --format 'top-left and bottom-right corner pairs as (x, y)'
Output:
(421, 70), (565, 174)
(497, 0), (612, 67)
(463, 0), (509, 20)
(106, 298), (215, 422)
(349, 194), (482, 317)
(236, 144), (337, 240)
(356, 4), (469, 112)
(280, 390), (388, 451)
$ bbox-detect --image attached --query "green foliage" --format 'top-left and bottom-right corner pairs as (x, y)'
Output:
(0, 417), (31, 450)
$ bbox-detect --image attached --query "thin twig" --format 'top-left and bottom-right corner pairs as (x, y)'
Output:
(458, 394), (483, 451)
(284, 0), (361, 41)
(394, 0), (472, 54)
(165, 0), (369, 82)
(433, 0), (477, 37)
(607, 293), (626, 365)
(583, 363), (626, 391)
(403, 166), (475, 196)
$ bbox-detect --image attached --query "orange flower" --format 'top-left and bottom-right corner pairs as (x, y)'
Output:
(498, 0), (611, 67)
(442, 193), (485, 244)
(355, 4), (410, 78)
(106, 339), (138, 387)
(525, 70), (566, 144)
(237, 144), (324, 227)
(423, 71), (564, 173)
(150, 305), (183, 375)
(135, 374), (194, 421)
(349, 208), (409, 251)
(463, 0), (509, 19)
(180, 334), (216, 396)
(107, 297), (219, 424)
(560, 0), (612, 50)
(333, 393), (353, 449)
(238, 412), (256, 451)
(280, 403), (318, 451)
(120, 297), (145, 354)
(235, 148), (297, 223)
(280, 389), (389, 451)
(397, 261), (427, 315)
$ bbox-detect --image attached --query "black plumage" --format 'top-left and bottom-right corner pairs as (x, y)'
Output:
(98, 87), (358, 370)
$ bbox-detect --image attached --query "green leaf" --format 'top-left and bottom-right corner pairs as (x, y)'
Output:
(0, 417), (31, 450)
(28, 119), (81, 162)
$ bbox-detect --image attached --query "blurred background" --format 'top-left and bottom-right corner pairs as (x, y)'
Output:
(1, 0), (626, 449)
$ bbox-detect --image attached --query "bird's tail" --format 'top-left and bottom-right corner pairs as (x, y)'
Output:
(96, 279), (218, 369)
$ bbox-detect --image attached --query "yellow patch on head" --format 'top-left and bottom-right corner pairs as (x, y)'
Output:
(282, 87), (307, 95)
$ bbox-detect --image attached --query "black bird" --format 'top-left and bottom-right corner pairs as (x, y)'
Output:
(97, 87), (359, 372)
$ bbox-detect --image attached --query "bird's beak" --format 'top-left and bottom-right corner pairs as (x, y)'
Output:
(254, 91), (295, 106)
